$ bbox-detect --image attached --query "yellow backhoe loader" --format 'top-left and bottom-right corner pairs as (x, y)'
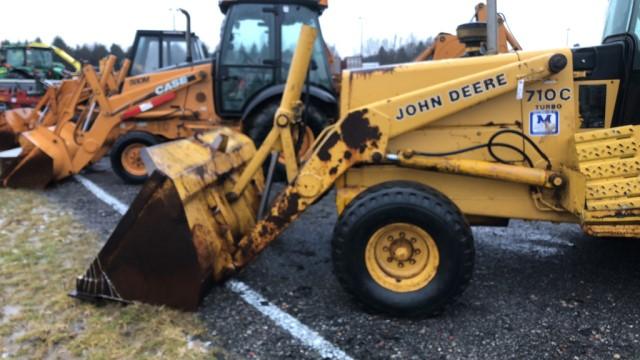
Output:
(71, 0), (640, 316)
(73, 0), (640, 316)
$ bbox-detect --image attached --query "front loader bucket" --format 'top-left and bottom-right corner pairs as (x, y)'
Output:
(71, 128), (264, 310)
(0, 147), (54, 189)
(0, 126), (71, 189)
(0, 109), (35, 151)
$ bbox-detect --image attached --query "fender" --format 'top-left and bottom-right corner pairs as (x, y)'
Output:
(241, 84), (337, 128)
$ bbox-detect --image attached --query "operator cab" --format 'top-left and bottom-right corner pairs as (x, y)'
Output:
(5, 46), (53, 69)
(575, 0), (640, 127)
(215, 0), (334, 117)
(128, 30), (209, 76)
(1, 45), (59, 78)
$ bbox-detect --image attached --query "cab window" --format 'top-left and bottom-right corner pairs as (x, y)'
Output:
(162, 39), (188, 67)
(281, 5), (332, 90)
(603, 0), (633, 40)
(131, 36), (160, 76)
(26, 49), (53, 68)
(219, 4), (276, 112)
(6, 49), (25, 67)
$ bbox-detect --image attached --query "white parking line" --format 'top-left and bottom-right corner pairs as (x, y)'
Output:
(227, 280), (352, 360)
(73, 175), (352, 360)
(74, 175), (129, 215)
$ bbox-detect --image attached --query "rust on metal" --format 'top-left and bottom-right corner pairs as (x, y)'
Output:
(350, 64), (399, 79)
(339, 109), (382, 153)
(72, 172), (208, 310)
(317, 132), (340, 161)
(73, 129), (263, 310)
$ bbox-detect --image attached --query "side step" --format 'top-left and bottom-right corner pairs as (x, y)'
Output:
(575, 126), (640, 237)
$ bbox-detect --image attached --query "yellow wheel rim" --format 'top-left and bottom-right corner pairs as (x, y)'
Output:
(121, 143), (147, 177)
(365, 223), (440, 292)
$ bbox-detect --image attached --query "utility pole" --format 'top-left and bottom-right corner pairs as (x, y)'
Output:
(486, 0), (498, 55)
(358, 17), (364, 56)
(169, 8), (176, 30)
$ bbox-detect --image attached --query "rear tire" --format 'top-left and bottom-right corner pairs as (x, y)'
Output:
(332, 181), (475, 317)
(110, 132), (160, 185)
(245, 100), (329, 181)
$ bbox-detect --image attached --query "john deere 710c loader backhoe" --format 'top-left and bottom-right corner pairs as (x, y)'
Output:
(71, 0), (640, 317)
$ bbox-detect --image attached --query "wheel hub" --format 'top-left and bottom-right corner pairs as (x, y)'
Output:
(365, 223), (440, 292)
(121, 143), (147, 176)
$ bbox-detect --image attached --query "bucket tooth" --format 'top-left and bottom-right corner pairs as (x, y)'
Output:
(72, 129), (264, 310)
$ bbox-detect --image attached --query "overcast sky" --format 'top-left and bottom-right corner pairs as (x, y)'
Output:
(0, 0), (610, 56)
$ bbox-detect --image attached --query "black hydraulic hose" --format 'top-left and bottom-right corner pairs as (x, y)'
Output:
(413, 129), (551, 169)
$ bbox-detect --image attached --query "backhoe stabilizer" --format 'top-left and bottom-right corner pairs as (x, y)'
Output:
(71, 128), (265, 310)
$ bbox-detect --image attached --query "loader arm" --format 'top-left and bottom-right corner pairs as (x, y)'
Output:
(48, 44), (82, 74)
(233, 50), (569, 267)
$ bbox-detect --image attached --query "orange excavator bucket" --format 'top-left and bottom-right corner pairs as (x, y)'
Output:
(71, 26), (319, 310)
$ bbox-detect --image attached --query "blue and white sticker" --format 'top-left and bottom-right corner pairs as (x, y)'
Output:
(529, 111), (559, 136)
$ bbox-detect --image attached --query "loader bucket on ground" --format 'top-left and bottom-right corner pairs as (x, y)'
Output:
(0, 109), (35, 151)
(71, 128), (264, 310)
(0, 147), (54, 189)
(0, 125), (70, 189)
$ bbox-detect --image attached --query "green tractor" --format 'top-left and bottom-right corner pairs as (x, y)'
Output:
(0, 42), (81, 80)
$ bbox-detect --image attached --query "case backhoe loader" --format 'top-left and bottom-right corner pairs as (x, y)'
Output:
(72, 0), (640, 317)
(0, 27), (207, 150)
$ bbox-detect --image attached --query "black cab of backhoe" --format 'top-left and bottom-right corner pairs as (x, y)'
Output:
(574, 0), (640, 128)
(215, 0), (336, 120)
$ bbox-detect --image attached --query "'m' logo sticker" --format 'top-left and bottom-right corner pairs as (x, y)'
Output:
(529, 111), (559, 136)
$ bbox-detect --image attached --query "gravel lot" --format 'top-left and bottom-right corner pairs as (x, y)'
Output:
(43, 158), (640, 359)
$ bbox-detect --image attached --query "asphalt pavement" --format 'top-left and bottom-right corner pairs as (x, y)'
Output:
(43, 158), (640, 359)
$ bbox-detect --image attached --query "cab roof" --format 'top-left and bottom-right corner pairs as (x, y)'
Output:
(218, 0), (328, 14)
